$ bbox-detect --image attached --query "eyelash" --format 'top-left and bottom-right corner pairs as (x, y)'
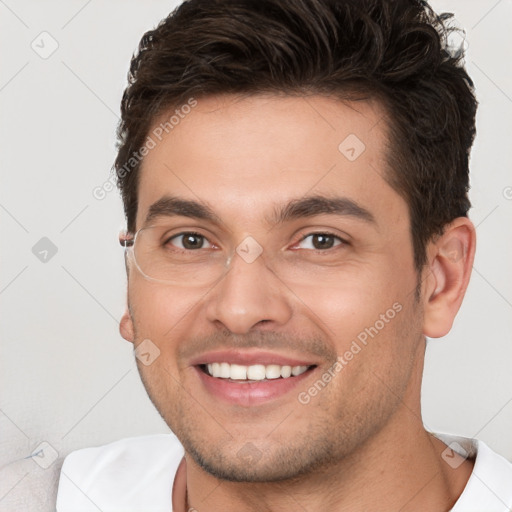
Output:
(166, 231), (348, 251)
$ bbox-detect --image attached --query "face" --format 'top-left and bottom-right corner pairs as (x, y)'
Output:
(122, 94), (425, 482)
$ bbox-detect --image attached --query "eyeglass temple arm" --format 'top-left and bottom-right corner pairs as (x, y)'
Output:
(119, 232), (135, 248)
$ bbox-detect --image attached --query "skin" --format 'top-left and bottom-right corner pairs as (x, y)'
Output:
(119, 94), (476, 511)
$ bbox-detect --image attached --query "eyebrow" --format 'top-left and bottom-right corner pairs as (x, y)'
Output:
(268, 195), (376, 225)
(143, 194), (376, 228)
(144, 196), (222, 227)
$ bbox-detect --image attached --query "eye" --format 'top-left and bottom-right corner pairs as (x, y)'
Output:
(296, 233), (345, 250)
(167, 232), (213, 250)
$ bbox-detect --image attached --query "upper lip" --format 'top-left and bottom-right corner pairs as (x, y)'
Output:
(189, 350), (319, 367)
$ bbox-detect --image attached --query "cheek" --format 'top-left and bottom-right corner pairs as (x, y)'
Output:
(128, 278), (203, 341)
(127, 280), (199, 422)
(301, 265), (410, 345)
(298, 261), (419, 399)
(301, 297), (421, 422)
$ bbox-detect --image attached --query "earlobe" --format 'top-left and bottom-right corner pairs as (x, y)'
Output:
(120, 307), (135, 343)
(422, 218), (476, 338)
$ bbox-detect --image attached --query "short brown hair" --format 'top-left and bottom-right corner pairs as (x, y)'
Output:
(114, 0), (477, 269)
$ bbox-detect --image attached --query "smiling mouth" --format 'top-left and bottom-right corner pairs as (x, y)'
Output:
(198, 363), (317, 382)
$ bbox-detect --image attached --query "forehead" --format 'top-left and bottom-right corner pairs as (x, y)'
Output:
(136, 94), (405, 231)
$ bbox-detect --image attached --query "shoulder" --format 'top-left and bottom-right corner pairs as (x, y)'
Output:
(435, 433), (512, 512)
(56, 433), (184, 512)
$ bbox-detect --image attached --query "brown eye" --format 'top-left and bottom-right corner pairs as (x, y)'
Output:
(312, 234), (335, 249)
(169, 233), (211, 250)
(297, 233), (344, 250)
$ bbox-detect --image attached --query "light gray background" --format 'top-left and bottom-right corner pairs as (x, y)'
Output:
(1, 0), (511, 509)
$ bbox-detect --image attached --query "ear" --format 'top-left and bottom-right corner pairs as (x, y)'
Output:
(120, 306), (135, 343)
(119, 230), (135, 343)
(422, 218), (476, 338)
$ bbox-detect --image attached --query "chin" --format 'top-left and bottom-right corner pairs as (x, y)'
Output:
(181, 435), (340, 483)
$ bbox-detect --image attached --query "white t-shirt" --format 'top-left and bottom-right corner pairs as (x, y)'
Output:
(56, 433), (512, 512)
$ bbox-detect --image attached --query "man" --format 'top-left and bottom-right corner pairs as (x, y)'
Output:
(56, 0), (512, 510)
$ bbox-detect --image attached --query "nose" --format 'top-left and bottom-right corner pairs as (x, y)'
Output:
(205, 249), (293, 334)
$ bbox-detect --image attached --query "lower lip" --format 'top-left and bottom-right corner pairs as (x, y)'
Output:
(195, 366), (316, 407)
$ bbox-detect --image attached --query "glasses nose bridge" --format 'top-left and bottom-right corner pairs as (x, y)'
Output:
(225, 237), (285, 282)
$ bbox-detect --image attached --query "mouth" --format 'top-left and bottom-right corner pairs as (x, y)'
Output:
(192, 353), (319, 406)
(198, 362), (316, 381)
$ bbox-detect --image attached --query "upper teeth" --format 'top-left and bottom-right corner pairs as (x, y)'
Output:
(206, 363), (309, 380)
